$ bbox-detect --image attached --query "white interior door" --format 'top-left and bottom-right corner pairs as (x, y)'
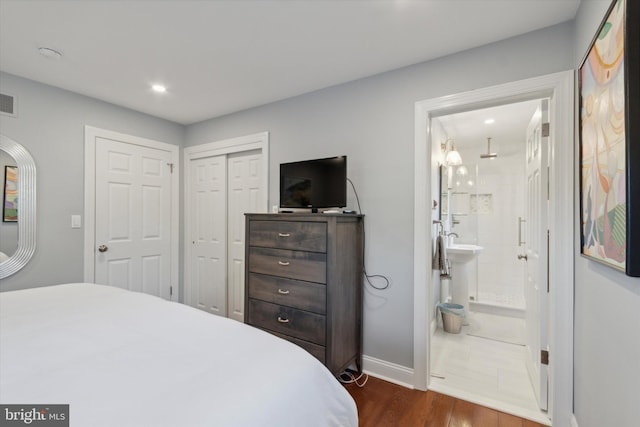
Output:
(94, 137), (173, 299)
(190, 155), (227, 316)
(523, 99), (550, 411)
(227, 150), (262, 322)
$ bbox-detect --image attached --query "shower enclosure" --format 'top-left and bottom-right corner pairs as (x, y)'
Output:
(443, 160), (526, 312)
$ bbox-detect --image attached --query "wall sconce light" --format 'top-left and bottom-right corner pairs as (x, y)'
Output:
(441, 138), (463, 166)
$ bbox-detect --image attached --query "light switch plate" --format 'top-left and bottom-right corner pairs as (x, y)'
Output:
(71, 215), (82, 228)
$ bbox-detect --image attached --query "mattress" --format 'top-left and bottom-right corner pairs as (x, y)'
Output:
(0, 283), (358, 426)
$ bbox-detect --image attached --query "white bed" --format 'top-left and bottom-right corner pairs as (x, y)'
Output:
(0, 283), (358, 427)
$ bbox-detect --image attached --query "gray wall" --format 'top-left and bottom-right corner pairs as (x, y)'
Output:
(573, 2), (640, 426)
(186, 22), (575, 368)
(0, 72), (184, 290)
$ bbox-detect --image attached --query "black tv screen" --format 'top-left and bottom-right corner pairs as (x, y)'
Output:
(279, 156), (347, 209)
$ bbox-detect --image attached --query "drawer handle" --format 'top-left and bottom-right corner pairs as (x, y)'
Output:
(277, 316), (290, 323)
(278, 233), (291, 237)
(278, 289), (290, 295)
(278, 261), (290, 266)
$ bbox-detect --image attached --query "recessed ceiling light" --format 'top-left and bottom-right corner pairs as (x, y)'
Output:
(484, 118), (495, 124)
(151, 84), (167, 93)
(38, 47), (62, 60)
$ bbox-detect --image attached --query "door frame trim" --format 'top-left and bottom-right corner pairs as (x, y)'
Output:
(413, 71), (574, 424)
(183, 131), (269, 308)
(83, 126), (180, 299)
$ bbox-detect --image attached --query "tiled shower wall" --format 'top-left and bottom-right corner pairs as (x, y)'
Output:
(475, 159), (526, 308)
(450, 149), (526, 309)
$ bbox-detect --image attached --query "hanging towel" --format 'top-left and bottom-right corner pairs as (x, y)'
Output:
(432, 234), (443, 270)
(432, 234), (449, 277)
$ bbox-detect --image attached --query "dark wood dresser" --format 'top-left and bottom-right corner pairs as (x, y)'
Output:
(244, 213), (364, 376)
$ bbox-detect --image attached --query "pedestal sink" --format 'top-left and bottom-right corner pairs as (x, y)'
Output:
(447, 244), (484, 260)
(447, 244), (483, 321)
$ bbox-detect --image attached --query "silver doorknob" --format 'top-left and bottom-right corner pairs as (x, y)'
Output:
(517, 254), (528, 261)
(98, 245), (109, 253)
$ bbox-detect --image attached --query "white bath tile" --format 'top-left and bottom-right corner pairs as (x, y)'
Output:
(430, 312), (548, 424)
(498, 368), (534, 397)
(432, 345), (471, 366)
(434, 354), (499, 385)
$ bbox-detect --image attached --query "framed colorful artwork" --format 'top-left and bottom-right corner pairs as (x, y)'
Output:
(3, 165), (18, 222)
(579, 0), (639, 277)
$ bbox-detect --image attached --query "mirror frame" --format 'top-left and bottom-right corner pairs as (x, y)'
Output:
(0, 134), (36, 279)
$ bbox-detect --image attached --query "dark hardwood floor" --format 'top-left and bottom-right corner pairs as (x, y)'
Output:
(344, 375), (548, 427)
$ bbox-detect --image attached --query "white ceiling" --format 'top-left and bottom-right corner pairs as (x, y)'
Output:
(435, 99), (541, 158)
(0, 0), (580, 125)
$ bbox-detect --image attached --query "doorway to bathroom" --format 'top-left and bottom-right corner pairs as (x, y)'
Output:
(429, 98), (550, 424)
(436, 100), (545, 315)
(412, 71), (574, 427)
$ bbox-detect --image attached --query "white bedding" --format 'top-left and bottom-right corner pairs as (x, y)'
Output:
(0, 283), (358, 427)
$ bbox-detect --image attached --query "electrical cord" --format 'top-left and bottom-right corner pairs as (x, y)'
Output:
(338, 370), (369, 388)
(347, 178), (390, 290)
(347, 177), (363, 216)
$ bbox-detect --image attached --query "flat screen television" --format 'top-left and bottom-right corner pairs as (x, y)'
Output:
(279, 156), (347, 210)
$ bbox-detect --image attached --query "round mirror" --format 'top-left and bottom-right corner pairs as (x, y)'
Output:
(0, 134), (36, 279)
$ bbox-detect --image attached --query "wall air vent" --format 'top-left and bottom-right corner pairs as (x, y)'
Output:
(0, 93), (17, 117)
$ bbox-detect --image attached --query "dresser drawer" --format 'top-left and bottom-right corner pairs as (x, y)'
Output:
(248, 273), (326, 314)
(269, 330), (326, 364)
(248, 247), (326, 284)
(249, 220), (327, 252)
(248, 299), (326, 345)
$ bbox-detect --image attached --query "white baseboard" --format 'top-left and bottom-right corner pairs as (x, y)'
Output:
(362, 355), (414, 389)
(570, 414), (579, 427)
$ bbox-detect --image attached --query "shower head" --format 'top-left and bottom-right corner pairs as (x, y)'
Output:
(480, 137), (498, 159)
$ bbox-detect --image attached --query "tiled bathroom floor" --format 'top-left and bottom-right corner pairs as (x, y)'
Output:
(429, 313), (550, 425)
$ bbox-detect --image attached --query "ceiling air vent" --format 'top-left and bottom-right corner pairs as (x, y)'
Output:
(0, 93), (17, 117)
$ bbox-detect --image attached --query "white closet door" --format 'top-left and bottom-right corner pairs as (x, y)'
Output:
(185, 132), (268, 321)
(189, 155), (227, 316)
(94, 137), (173, 299)
(227, 150), (262, 322)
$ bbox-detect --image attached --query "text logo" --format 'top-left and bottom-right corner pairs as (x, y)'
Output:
(0, 405), (69, 427)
